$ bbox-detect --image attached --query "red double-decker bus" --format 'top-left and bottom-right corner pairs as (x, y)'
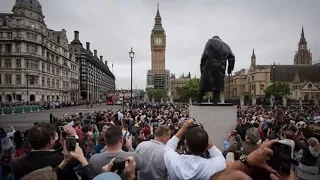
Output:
(106, 95), (116, 105)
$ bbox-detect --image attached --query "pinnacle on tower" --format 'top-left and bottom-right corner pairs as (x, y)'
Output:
(251, 48), (256, 58)
(299, 25), (306, 45)
(156, 1), (161, 18)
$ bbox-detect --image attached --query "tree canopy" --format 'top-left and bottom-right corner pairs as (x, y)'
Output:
(264, 82), (290, 99)
(146, 88), (167, 101)
(175, 78), (200, 102)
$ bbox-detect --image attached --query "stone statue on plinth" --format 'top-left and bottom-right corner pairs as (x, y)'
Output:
(282, 96), (287, 108)
(220, 92), (225, 103)
(240, 96), (244, 107)
(196, 36), (235, 104)
(270, 95), (274, 108)
(299, 98), (302, 106)
(170, 96), (173, 103)
(252, 95), (256, 106)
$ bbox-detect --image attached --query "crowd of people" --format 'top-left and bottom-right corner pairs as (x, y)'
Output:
(0, 103), (320, 180)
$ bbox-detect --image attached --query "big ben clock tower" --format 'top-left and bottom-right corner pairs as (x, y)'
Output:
(151, 3), (166, 74)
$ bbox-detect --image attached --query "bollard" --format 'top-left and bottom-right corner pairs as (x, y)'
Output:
(22, 106), (25, 113)
(12, 108), (15, 114)
(30, 106), (33, 112)
(50, 113), (53, 124)
(1, 108), (4, 115)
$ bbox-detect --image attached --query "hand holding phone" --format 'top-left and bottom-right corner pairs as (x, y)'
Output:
(66, 136), (76, 152)
(267, 142), (292, 177)
(111, 157), (127, 174)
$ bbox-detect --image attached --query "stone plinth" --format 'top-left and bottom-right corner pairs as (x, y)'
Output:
(189, 103), (236, 150)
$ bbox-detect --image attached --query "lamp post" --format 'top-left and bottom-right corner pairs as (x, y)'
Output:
(271, 62), (276, 109)
(26, 73), (30, 104)
(272, 62), (276, 98)
(129, 47), (135, 109)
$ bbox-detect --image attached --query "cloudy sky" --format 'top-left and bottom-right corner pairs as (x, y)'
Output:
(2, 0), (320, 89)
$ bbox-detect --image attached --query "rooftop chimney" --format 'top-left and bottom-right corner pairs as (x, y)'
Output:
(86, 42), (90, 50)
(104, 61), (108, 66)
(100, 56), (103, 62)
(74, 31), (79, 40)
(94, 50), (97, 57)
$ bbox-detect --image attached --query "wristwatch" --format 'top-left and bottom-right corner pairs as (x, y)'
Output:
(240, 155), (252, 168)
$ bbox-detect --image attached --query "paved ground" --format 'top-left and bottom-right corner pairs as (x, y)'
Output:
(0, 104), (123, 132)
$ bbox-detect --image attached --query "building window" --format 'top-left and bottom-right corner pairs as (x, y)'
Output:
(56, 68), (59, 76)
(0, 32), (3, 38)
(17, 19), (21, 25)
(5, 44), (11, 53)
(30, 60), (38, 70)
(260, 84), (264, 90)
(0, 74), (1, 84)
(308, 84), (312, 89)
(52, 66), (55, 74)
(47, 64), (50, 73)
(5, 74), (11, 84)
(42, 62), (45, 71)
(27, 32), (36, 41)
(16, 59), (21, 68)
(5, 59), (11, 68)
(0, 59), (2, 68)
(42, 77), (45, 86)
(56, 56), (59, 64)
(7, 32), (12, 38)
(16, 74), (21, 84)
(27, 44), (37, 54)
(56, 80), (59, 88)
(52, 79), (55, 88)
(47, 78), (50, 87)
(251, 76), (254, 81)
(29, 76), (37, 85)
(16, 43), (21, 52)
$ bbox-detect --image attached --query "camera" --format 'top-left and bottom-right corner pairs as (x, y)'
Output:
(111, 157), (127, 174)
(188, 118), (201, 129)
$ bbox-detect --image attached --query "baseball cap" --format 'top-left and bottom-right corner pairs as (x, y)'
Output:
(93, 172), (121, 180)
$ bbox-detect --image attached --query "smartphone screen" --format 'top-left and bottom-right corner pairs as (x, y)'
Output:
(59, 126), (64, 132)
(66, 136), (76, 151)
(268, 142), (292, 176)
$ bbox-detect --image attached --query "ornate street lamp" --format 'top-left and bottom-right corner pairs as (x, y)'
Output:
(272, 62), (276, 98)
(26, 73), (30, 104)
(129, 47), (135, 109)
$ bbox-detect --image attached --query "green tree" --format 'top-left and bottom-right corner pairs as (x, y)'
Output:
(264, 82), (290, 99)
(146, 88), (167, 101)
(176, 78), (200, 102)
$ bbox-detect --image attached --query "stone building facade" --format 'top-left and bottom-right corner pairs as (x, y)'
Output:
(224, 69), (247, 99)
(224, 27), (320, 102)
(170, 73), (191, 99)
(0, 0), (79, 103)
(69, 31), (115, 101)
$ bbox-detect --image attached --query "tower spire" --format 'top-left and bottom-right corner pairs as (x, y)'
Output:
(251, 48), (256, 58)
(156, 1), (161, 18)
(299, 25), (306, 45)
(301, 26), (305, 38)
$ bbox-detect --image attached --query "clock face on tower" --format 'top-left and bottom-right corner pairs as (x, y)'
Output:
(154, 37), (162, 45)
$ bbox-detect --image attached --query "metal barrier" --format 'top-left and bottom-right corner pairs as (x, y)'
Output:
(0, 105), (42, 115)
